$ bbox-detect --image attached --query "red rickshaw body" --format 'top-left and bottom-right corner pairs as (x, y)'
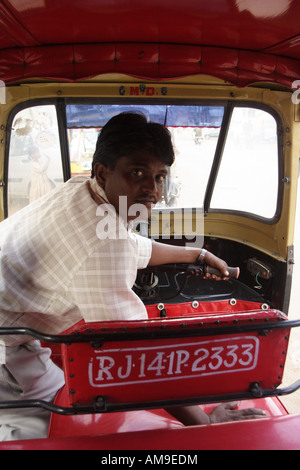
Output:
(0, 0), (300, 451)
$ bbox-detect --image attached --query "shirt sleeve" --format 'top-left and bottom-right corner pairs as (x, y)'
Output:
(130, 232), (152, 269)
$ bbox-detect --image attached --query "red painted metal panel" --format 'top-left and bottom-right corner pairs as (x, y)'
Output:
(60, 310), (289, 408)
(2, 414), (300, 450)
(48, 386), (287, 439)
(48, 386), (183, 438)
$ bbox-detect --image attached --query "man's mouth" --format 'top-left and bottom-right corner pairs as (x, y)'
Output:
(135, 197), (157, 206)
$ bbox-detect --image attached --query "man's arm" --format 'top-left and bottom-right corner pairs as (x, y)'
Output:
(148, 240), (229, 279)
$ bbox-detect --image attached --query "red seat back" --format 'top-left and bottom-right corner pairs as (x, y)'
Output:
(60, 309), (290, 411)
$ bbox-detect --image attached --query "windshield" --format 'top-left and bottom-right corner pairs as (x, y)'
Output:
(6, 102), (280, 222)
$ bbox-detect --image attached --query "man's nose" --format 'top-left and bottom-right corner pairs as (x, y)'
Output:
(142, 176), (158, 193)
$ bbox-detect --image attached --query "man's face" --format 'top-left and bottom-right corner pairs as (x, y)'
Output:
(94, 151), (168, 221)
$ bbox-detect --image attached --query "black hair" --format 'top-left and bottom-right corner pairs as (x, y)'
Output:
(91, 112), (174, 176)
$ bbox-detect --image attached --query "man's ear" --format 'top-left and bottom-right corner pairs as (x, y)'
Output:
(93, 162), (109, 189)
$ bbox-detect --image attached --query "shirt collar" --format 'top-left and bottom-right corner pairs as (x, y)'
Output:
(88, 177), (110, 205)
(88, 177), (131, 231)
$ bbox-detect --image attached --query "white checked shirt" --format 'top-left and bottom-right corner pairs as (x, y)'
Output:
(0, 177), (152, 345)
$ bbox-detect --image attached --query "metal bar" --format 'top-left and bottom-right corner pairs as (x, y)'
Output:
(0, 319), (300, 344)
(1, 379), (300, 416)
(56, 98), (71, 182)
(203, 102), (233, 212)
(0, 399), (91, 416)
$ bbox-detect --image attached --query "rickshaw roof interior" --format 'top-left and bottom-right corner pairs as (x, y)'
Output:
(0, 0), (299, 88)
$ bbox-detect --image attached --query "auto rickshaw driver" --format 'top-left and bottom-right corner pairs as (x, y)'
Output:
(0, 112), (265, 441)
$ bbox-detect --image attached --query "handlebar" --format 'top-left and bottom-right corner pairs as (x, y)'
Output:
(188, 264), (240, 279)
(138, 263), (240, 279)
(135, 263), (240, 300)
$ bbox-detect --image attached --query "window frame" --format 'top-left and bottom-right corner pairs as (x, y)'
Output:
(203, 101), (284, 224)
(4, 98), (71, 218)
(4, 97), (284, 224)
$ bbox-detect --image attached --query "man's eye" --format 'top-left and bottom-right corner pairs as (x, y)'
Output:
(131, 169), (144, 177)
(157, 174), (166, 183)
